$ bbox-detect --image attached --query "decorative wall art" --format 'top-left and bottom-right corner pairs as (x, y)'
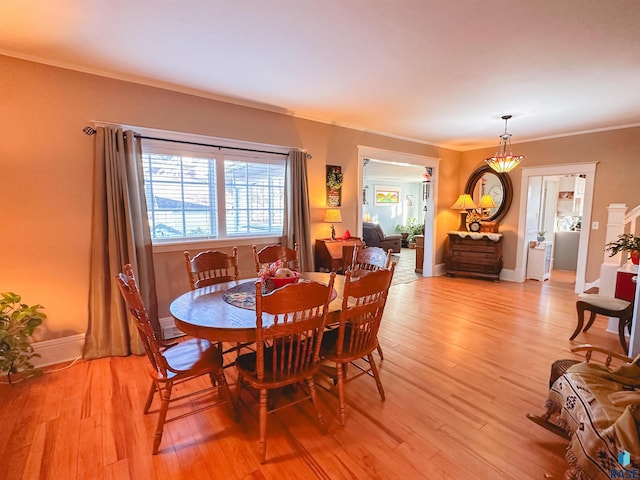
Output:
(326, 165), (343, 207)
(559, 191), (574, 199)
(374, 186), (400, 205)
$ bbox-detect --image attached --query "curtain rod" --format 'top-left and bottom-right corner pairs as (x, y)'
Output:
(136, 134), (291, 157)
(83, 126), (311, 158)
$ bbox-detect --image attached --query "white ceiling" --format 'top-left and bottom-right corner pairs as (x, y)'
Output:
(2, 0), (639, 151)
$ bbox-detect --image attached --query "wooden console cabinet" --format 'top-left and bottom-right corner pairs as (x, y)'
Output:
(314, 237), (363, 272)
(445, 231), (503, 281)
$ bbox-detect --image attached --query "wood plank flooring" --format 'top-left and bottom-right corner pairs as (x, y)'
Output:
(0, 271), (622, 480)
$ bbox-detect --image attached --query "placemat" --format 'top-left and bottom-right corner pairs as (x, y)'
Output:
(223, 281), (258, 310)
(222, 280), (338, 311)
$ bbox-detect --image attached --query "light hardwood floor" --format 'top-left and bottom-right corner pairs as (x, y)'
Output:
(0, 271), (622, 480)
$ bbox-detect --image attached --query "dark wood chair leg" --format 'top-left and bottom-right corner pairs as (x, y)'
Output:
(571, 302), (586, 340)
(582, 311), (598, 332)
(575, 298), (634, 353)
(618, 319), (628, 352)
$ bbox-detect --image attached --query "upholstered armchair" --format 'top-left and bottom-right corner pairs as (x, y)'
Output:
(362, 222), (402, 253)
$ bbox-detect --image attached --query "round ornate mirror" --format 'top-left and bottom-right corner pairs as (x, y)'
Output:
(464, 165), (513, 223)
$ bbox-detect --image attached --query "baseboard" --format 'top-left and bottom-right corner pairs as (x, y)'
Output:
(434, 264), (516, 281)
(31, 320), (186, 368)
(160, 316), (186, 340)
(32, 333), (85, 368)
(499, 268), (517, 282)
(434, 263), (447, 276)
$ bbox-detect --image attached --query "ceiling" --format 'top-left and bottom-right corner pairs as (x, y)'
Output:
(2, 0), (639, 151)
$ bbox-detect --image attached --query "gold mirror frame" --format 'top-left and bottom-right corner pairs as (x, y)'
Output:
(464, 165), (513, 223)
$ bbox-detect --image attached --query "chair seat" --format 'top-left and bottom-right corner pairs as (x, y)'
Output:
(161, 338), (223, 379)
(578, 294), (631, 312)
(236, 342), (316, 384)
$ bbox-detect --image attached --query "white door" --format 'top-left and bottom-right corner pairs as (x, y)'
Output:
(515, 163), (597, 293)
(526, 176), (543, 243)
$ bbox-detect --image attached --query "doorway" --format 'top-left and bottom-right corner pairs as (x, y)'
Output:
(357, 146), (439, 276)
(515, 162), (597, 293)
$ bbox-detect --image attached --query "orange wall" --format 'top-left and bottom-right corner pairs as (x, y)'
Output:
(460, 129), (640, 278)
(0, 55), (457, 341)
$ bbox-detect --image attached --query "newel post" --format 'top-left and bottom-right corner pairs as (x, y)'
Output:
(599, 204), (627, 297)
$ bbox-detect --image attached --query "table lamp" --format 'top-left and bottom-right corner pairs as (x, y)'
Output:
(478, 194), (497, 216)
(324, 208), (342, 240)
(451, 194), (477, 231)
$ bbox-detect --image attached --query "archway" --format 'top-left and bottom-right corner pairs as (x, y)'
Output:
(357, 146), (439, 276)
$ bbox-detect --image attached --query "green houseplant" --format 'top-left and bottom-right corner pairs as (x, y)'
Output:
(396, 218), (424, 244)
(395, 223), (410, 246)
(0, 292), (46, 384)
(605, 233), (640, 265)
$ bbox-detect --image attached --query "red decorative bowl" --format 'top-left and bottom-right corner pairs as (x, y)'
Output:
(268, 271), (300, 289)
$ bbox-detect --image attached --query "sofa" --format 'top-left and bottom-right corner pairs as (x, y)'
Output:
(362, 222), (402, 253)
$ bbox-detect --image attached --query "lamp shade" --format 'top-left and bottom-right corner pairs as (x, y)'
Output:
(450, 194), (477, 210)
(324, 208), (342, 223)
(485, 115), (524, 173)
(478, 194), (497, 209)
(485, 155), (523, 173)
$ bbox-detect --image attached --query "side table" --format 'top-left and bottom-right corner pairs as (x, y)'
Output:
(315, 237), (363, 272)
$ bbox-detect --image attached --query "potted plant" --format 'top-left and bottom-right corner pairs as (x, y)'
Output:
(537, 231), (546, 241)
(0, 292), (46, 384)
(407, 220), (424, 245)
(395, 223), (410, 247)
(605, 233), (640, 265)
(396, 218), (424, 247)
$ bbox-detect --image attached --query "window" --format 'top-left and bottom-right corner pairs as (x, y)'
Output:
(142, 140), (286, 242)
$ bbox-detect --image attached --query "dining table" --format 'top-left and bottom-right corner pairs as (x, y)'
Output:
(169, 272), (345, 344)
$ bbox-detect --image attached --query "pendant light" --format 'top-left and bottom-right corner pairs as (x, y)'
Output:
(485, 115), (524, 173)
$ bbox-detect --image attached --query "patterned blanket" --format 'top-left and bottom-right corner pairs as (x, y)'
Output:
(546, 361), (640, 479)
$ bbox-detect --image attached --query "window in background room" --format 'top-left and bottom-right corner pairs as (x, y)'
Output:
(142, 141), (285, 242)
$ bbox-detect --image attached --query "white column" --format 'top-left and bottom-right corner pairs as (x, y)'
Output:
(600, 204), (628, 339)
(600, 204), (627, 295)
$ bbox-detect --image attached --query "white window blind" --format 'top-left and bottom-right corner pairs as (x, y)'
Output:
(141, 140), (285, 242)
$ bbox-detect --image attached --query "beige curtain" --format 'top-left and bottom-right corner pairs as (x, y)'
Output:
(283, 150), (313, 271)
(84, 126), (158, 359)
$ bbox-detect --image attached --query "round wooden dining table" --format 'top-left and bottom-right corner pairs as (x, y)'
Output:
(169, 272), (344, 343)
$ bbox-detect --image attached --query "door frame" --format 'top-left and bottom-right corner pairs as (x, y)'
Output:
(356, 146), (439, 276)
(515, 162), (597, 293)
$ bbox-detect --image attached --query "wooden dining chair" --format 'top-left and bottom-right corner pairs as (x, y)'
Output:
(340, 244), (358, 273)
(116, 264), (235, 454)
(320, 264), (395, 426)
(347, 245), (393, 360)
(234, 273), (336, 463)
(184, 247), (239, 290)
(351, 245), (392, 273)
(252, 243), (300, 274)
(184, 247), (249, 366)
